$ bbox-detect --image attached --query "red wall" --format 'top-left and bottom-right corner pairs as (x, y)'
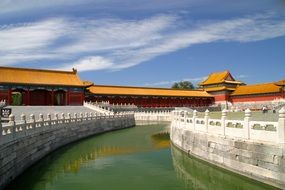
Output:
(69, 92), (84, 105)
(29, 90), (50, 105)
(213, 94), (229, 102)
(231, 93), (283, 103)
(0, 90), (8, 102)
(86, 95), (214, 107)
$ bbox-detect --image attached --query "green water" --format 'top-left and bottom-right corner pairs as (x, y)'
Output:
(6, 125), (279, 190)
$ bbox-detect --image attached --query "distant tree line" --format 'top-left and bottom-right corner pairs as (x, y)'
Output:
(171, 81), (195, 90)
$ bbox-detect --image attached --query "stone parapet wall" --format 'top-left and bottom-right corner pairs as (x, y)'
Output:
(134, 111), (172, 123)
(0, 113), (135, 190)
(170, 108), (285, 189)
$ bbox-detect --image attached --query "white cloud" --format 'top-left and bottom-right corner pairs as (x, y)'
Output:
(0, 0), (87, 14)
(1, 13), (285, 71)
(0, 18), (65, 52)
(58, 56), (114, 71)
(0, 18), (67, 65)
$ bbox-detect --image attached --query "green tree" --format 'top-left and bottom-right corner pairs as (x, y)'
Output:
(171, 81), (195, 89)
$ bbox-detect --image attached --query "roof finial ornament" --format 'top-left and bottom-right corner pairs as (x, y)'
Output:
(72, 68), (77, 73)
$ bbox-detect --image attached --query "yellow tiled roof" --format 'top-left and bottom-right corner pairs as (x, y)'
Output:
(203, 86), (237, 92)
(0, 66), (87, 87)
(88, 85), (213, 97)
(200, 71), (243, 86)
(275, 80), (285, 86)
(231, 83), (281, 96)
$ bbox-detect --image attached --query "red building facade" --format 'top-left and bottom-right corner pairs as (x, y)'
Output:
(86, 85), (214, 108)
(200, 71), (285, 105)
(0, 67), (89, 106)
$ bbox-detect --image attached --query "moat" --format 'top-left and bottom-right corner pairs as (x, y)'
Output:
(6, 124), (279, 190)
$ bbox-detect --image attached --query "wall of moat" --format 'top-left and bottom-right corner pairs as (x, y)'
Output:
(0, 112), (135, 190)
(170, 109), (285, 189)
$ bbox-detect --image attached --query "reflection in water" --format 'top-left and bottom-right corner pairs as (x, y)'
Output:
(151, 132), (170, 149)
(171, 145), (279, 190)
(7, 124), (172, 190)
(6, 125), (280, 190)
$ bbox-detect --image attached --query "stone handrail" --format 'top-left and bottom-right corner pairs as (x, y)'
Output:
(171, 107), (285, 144)
(0, 112), (132, 145)
(134, 110), (172, 121)
(84, 101), (114, 114)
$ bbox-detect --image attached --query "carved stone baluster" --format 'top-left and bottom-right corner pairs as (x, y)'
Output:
(30, 114), (35, 129)
(20, 113), (26, 131)
(204, 109), (210, 133)
(193, 110), (197, 130)
(74, 113), (77, 122)
(39, 113), (44, 127)
(9, 114), (16, 136)
(54, 113), (59, 125)
(278, 107), (285, 143)
(221, 109), (227, 136)
(244, 108), (251, 139)
(0, 113), (2, 137)
(46, 113), (51, 126)
(61, 113), (65, 123)
(67, 113), (71, 123)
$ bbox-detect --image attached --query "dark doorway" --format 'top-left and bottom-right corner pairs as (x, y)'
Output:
(11, 89), (27, 105)
(54, 90), (66, 105)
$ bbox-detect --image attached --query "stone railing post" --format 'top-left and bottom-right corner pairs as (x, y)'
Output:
(74, 113), (77, 122)
(184, 111), (188, 126)
(54, 113), (59, 124)
(60, 113), (64, 123)
(244, 108), (251, 139)
(221, 109), (227, 136)
(46, 113), (51, 125)
(67, 113), (71, 123)
(278, 107), (285, 144)
(0, 113), (2, 139)
(9, 114), (16, 134)
(39, 113), (44, 127)
(21, 113), (26, 125)
(204, 109), (209, 133)
(193, 110), (197, 130)
(30, 114), (36, 129)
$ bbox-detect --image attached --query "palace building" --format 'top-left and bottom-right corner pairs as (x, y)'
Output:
(199, 70), (285, 106)
(199, 71), (245, 103)
(0, 66), (284, 108)
(86, 85), (214, 107)
(0, 67), (91, 106)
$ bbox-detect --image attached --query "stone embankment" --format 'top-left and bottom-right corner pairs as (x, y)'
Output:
(170, 108), (285, 189)
(0, 112), (135, 190)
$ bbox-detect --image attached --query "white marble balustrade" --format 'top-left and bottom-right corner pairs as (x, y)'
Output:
(171, 107), (285, 144)
(0, 112), (132, 145)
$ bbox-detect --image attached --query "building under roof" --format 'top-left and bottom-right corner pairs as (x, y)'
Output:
(231, 83), (282, 96)
(86, 85), (214, 107)
(0, 66), (91, 106)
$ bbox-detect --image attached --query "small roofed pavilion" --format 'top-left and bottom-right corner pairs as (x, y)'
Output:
(199, 71), (244, 103)
(0, 66), (91, 106)
(86, 85), (214, 107)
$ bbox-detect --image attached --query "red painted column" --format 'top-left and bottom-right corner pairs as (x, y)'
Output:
(81, 92), (84, 105)
(66, 90), (70, 105)
(7, 89), (12, 105)
(51, 90), (54, 105)
(27, 89), (30, 105)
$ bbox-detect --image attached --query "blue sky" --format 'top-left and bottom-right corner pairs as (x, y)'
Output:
(0, 0), (285, 87)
